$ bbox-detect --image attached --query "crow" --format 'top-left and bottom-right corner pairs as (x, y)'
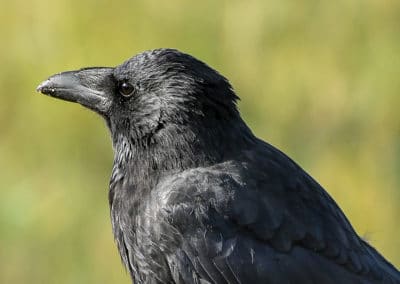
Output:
(37, 48), (400, 284)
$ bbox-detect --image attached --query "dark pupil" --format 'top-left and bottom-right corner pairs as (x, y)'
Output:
(120, 82), (134, 96)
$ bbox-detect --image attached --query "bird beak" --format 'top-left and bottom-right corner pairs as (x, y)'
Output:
(36, 67), (114, 115)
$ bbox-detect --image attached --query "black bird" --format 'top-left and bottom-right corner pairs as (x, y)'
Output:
(37, 49), (400, 284)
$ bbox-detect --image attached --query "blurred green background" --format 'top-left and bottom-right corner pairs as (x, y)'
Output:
(1, 0), (399, 283)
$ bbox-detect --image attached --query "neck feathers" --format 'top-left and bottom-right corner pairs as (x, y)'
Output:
(110, 117), (255, 190)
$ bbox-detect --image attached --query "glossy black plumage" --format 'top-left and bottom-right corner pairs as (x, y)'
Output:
(38, 49), (400, 284)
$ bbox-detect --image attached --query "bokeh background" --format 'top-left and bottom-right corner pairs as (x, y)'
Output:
(1, 0), (399, 283)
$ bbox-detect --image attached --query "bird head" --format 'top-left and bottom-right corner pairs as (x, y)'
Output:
(37, 49), (241, 140)
(37, 49), (254, 171)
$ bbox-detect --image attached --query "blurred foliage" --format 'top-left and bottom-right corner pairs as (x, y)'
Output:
(0, 0), (399, 283)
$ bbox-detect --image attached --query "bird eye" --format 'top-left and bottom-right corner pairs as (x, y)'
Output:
(118, 82), (135, 97)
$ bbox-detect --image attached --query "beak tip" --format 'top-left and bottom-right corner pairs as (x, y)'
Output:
(36, 79), (54, 94)
(36, 80), (46, 92)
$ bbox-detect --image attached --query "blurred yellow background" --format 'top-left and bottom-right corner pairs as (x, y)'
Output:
(1, 0), (399, 283)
